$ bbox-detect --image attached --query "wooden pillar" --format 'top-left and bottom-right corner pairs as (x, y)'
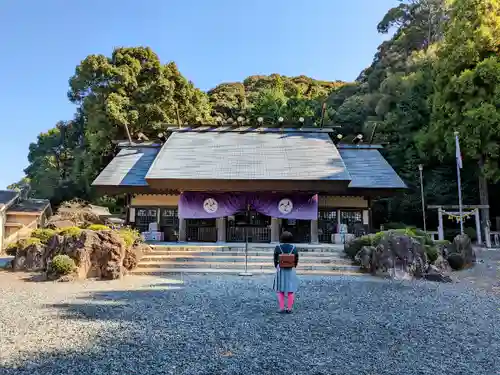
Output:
(271, 217), (280, 243)
(474, 208), (482, 245)
(216, 217), (226, 242)
(438, 207), (444, 240)
(484, 212), (492, 248)
(310, 220), (319, 244)
(178, 218), (186, 242)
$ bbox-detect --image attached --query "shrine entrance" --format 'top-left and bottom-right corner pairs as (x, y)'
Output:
(429, 205), (491, 247)
(226, 208), (271, 243)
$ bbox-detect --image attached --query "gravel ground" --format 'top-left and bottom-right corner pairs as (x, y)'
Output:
(0, 271), (499, 375)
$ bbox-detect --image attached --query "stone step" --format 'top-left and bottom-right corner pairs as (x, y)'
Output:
(140, 254), (351, 264)
(151, 245), (345, 253)
(148, 248), (346, 255)
(130, 267), (364, 276)
(144, 251), (347, 258)
(136, 261), (359, 271)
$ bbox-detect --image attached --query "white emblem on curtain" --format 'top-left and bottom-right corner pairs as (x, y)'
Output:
(203, 198), (218, 213)
(278, 198), (293, 215)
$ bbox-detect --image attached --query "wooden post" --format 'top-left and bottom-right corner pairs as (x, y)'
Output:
(310, 220), (319, 244)
(178, 218), (186, 242)
(485, 215), (492, 248)
(216, 217), (226, 242)
(474, 208), (482, 246)
(271, 218), (280, 243)
(438, 207), (444, 240)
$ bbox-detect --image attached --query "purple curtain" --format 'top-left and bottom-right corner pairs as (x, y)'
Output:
(178, 192), (318, 220)
(250, 193), (318, 220)
(178, 192), (246, 219)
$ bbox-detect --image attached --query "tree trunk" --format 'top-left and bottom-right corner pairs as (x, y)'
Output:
(478, 157), (490, 246)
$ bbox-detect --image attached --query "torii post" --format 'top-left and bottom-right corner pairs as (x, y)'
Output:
(429, 205), (490, 247)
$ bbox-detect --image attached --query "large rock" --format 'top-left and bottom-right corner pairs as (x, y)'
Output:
(451, 234), (475, 266)
(372, 232), (427, 280)
(45, 230), (127, 280)
(123, 242), (152, 271)
(11, 242), (46, 272)
(46, 219), (76, 230)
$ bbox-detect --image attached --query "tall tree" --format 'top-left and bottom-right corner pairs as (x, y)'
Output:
(419, 0), (500, 235)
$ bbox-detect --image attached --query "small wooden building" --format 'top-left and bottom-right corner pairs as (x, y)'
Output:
(92, 127), (406, 243)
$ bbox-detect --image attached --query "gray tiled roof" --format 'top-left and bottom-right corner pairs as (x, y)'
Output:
(146, 132), (351, 181)
(338, 148), (407, 189)
(92, 147), (160, 187)
(0, 190), (18, 206)
(8, 199), (50, 213)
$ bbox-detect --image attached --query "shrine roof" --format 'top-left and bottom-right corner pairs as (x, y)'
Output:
(92, 130), (407, 191)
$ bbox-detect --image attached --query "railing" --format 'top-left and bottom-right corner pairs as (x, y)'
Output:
(4, 218), (38, 247)
(186, 226), (217, 242)
(227, 227), (271, 243)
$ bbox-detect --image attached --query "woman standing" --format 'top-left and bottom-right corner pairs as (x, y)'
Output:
(273, 231), (299, 313)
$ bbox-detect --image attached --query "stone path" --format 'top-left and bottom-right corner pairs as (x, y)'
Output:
(0, 268), (499, 375)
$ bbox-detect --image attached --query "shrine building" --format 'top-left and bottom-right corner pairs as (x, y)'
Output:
(92, 127), (406, 243)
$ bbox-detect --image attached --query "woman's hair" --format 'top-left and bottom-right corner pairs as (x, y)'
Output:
(280, 231), (293, 243)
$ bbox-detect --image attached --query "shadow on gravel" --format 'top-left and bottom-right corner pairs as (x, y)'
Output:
(2, 276), (500, 375)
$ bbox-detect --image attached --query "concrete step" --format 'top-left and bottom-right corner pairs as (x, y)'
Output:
(143, 251), (347, 258)
(148, 248), (346, 256)
(151, 245), (345, 253)
(130, 267), (364, 276)
(136, 261), (358, 271)
(140, 254), (351, 264)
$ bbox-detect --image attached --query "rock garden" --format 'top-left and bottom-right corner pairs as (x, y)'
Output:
(344, 227), (476, 282)
(2, 201), (151, 281)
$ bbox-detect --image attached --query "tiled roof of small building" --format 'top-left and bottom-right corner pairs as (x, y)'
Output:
(0, 190), (19, 206)
(7, 199), (51, 213)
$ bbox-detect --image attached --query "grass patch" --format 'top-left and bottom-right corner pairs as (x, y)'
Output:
(31, 228), (57, 244)
(87, 224), (111, 231)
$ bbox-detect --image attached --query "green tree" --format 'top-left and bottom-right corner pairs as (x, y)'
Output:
(419, 0), (500, 234)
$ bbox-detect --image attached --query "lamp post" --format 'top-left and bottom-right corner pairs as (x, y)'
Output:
(418, 164), (427, 232)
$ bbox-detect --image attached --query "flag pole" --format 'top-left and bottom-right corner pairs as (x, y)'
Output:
(454, 131), (464, 235)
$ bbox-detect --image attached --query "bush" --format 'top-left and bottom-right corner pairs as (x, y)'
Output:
(57, 226), (82, 237)
(118, 227), (141, 247)
(383, 222), (409, 230)
(50, 255), (76, 275)
(447, 253), (465, 270)
(5, 242), (19, 256)
(464, 227), (477, 242)
(87, 224), (111, 231)
(31, 228), (57, 244)
(425, 245), (439, 263)
(5, 238), (42, 256)
(344, 234), (378, 259)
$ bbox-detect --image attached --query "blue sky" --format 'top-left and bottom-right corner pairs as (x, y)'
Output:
(0, 0), (396, 189)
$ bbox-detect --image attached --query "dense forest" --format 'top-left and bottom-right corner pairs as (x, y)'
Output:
(8, 0), (500, 235)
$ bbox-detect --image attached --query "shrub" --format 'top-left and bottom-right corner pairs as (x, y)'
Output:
(344, 234), (378, 259)
(447, 253), (465, 270)
(118, 227), (141, 247)
(87, 224), (111, 231)
(5, 242), (19, 256)
(425, 245), (439, 263)
(50, 255), (76, 275)
(5, 238), (42, 256)
(31, 228), (57, 244)
(464, 227), (477, 242)
(383, 222), (408, 230)
(57, 226), (82, 238)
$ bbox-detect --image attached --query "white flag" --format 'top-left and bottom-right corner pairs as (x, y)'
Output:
(455, 134), (463, 169)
